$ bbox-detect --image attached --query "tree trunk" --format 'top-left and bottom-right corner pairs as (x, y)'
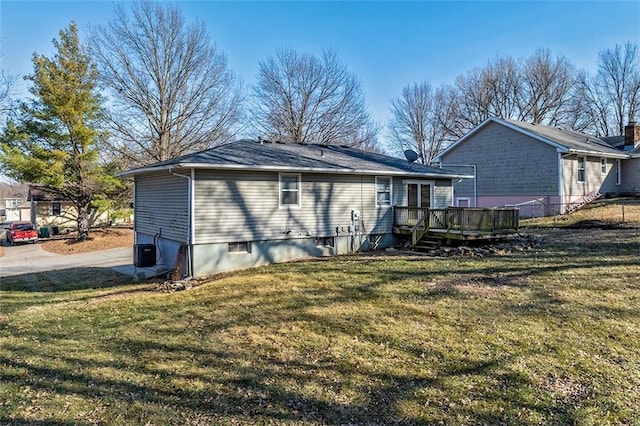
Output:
(77, 205), (90, 240)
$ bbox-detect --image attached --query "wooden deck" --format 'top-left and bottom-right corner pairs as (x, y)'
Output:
(393, 207), (519, 247)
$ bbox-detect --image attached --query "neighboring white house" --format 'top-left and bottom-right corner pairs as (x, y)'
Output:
(1, 197), (30, 222)
(434, 117), (639, 216)
(120, 139), (470, 277)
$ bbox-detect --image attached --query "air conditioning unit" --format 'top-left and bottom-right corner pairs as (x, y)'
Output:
(134, 244), (156, 267)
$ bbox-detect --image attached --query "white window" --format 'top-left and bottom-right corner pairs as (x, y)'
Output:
(376, 177), (392, 206)
(616, 159), (622, 185)
(577, 157), (586, 183)
(52, 202), (61, 215)
(456, 197), (470, 208)
(279, 173), (301, 207)
(601, 158), (607, 174)
(229, 241), (251, 253)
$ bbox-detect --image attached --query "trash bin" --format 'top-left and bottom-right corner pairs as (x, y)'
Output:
(39, 227), (50, 238)
(52, 225), (59, 235)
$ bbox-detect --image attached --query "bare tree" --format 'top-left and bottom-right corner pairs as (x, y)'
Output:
(596, 43), (640, 135)
(519, 49), (577, 126)
(0, 69), (18, 117)
(388, 82), (448, 164)
(90, 0), (243, 166)
(250, 48), (379, 148)
(483, 56), (521, 120)
(453, 68), (492, 131)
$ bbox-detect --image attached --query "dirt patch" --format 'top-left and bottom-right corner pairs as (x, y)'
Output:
(561, 219), (636, 230)
(425, 272), (532, 297)
(40, 228), (133, 255)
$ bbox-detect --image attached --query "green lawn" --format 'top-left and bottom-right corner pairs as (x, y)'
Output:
(1, 203), (640, 425)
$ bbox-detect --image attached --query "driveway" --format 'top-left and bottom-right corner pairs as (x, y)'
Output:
(0, 242), (133, 278)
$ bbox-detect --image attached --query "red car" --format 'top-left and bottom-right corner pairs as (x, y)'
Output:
(6, 221), (39, 245)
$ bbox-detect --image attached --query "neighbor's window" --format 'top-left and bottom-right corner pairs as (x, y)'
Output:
(52, 202), (61, 215)
(616, 159), (622, 185)
(577, 157), (586, 183)
(279, 173), (301, 207)
(229, 241), (251, 253)
(376, 177), (391, 206)
(601, 158), (607, 174)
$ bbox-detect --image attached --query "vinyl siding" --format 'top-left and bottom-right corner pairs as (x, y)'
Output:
(440, 121), (559, 198)
(193, 170), (394, 244)
(562, 155), (622, 201)
(134, 172), (189, 242)
(192, 170), (453, 244)
(621, 158), (639, 193)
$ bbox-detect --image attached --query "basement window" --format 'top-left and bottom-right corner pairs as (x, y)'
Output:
(228, 241), (251, 253)
(315, 237), (334, 247)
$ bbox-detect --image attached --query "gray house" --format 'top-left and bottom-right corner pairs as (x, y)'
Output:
(434, 117), (638, 216)
(120, 139), (468, 277)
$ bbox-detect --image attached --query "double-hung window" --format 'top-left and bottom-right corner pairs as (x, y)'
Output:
(577, 157), (586, 183)
(279, 173), (301, 207)
(601, 158), (607, 174)
(376, 177), (392, 206)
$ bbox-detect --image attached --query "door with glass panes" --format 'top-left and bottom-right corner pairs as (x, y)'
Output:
(407, 183), (431, 208)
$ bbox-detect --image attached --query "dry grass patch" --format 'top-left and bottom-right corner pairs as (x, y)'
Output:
(523, 197), (640, 228)
(426, 272), (532, 297)
(1, 202), (640, 425)
(40, 227), (133, 254)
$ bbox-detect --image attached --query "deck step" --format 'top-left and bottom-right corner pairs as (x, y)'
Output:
(414, 235), (444, 251)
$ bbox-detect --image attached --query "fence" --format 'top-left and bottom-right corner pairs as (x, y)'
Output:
(501, 198), (640, 222)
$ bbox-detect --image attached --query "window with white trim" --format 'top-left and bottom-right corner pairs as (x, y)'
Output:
(577, 157), (586, 183)
(601, 158), (607, 174)
(229, 241), (251, 253)
(279, 173), (301, 207)
(52, 202), (61, 215)
(376, 177), (392, 206)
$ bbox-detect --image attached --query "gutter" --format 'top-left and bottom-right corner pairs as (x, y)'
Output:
(566, 149), (628, 159)
(118, 163), (472, 180)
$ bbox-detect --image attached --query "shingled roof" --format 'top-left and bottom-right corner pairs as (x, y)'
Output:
(28, 185), (68, 202)
(120, 140), (469, 179)
(435, 117), (629, 161)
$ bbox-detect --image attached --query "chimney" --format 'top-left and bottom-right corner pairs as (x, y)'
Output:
(624, 121), (640, 148)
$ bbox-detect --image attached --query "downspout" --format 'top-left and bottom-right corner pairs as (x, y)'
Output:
(558, 152), (565, 211)
(169, 167), (193, 278)
(437, 163), (477, 207)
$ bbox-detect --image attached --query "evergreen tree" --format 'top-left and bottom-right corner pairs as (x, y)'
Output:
(0, 23), (123, 239)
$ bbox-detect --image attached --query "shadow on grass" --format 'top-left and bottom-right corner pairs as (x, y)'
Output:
(2, 227), (638, 424)
(0, 267), (134, 292)
(1, 330), (582, 425)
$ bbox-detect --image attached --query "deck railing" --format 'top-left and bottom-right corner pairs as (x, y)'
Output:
(394, 207), (519, 233)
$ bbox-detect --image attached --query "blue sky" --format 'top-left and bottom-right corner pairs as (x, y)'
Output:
(1, 1), (639, 126)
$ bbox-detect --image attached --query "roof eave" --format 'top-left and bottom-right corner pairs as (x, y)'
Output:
(118, 162), (470, 179)
(566, 149), (629, 159)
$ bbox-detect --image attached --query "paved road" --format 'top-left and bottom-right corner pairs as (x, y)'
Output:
(0, 242), (133, 278)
